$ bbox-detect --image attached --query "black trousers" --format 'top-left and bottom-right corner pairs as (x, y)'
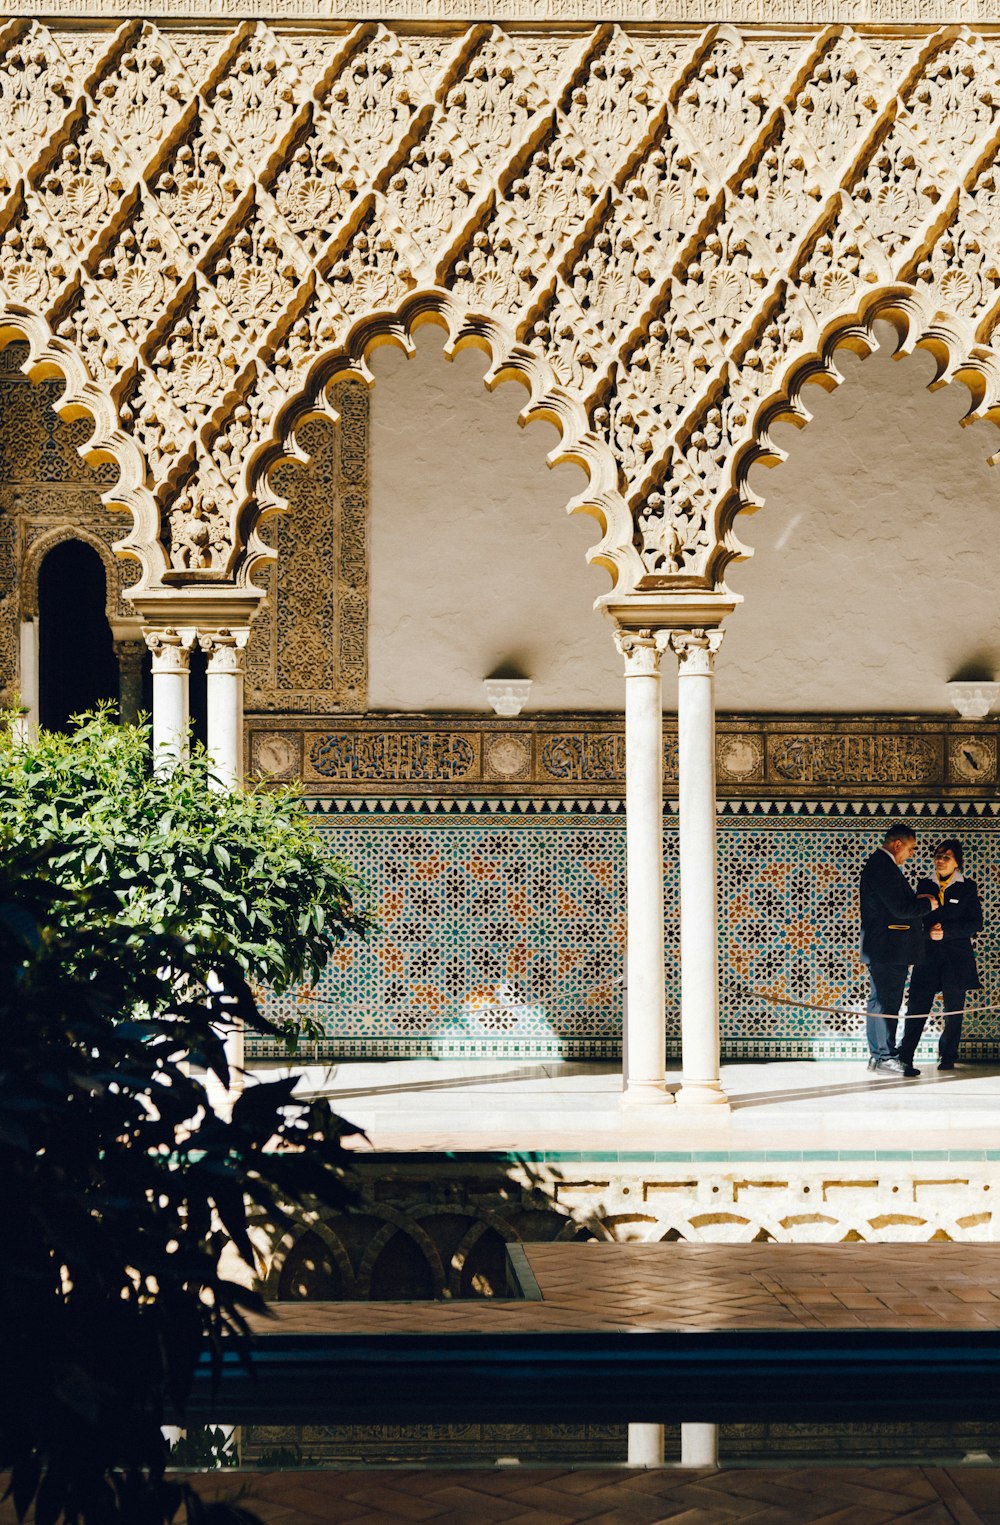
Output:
(865, 961), (908, 1060)
(900, 964), (968, 1067)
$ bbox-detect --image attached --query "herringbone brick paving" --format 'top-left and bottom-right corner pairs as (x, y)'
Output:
(178, 1465), (1000, 1523)
(251, 1243), (1000, 1336)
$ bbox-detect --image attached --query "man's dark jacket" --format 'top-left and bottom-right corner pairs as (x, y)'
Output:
(859, 848), (925, 967)
(915, 875), (982, 990)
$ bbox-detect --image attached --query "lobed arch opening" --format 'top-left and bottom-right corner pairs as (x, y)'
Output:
(720, 286), (1000, 590)
(240, 292), (642, 601)
(713, 284), (1000, 710)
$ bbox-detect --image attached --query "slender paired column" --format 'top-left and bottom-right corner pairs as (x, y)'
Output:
(200, 628), (248, 792)
(144, 627), (194, 769)
(114, 638), (146, 725)
(15, 618), (39, 741)
(670, 630), (728, 1108)
(680, 1424), (719, 1468)
(627, 1425), (665, 1466)
(616, 629), (672, 1105)
(199, 629), (249, 1090)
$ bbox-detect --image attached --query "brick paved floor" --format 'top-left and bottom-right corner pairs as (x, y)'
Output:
(180, 1463), (1000, 1523)
(251, 1243), (1000, 1336)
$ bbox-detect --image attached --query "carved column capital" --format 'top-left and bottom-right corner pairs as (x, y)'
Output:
(614, 627), (671, 678)
(143, 627), (195, 674)
(198, 627), (249, 674)
(669, 627), (724, 676)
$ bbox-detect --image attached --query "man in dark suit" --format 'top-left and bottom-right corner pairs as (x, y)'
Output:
(859, 822), (932, 1075)
(898, 839), (982, 1073)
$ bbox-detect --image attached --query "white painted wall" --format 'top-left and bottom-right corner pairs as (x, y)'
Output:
(368, 330), (609, 711)
(723, 325), (1000, 713)
(369, 323), (1000, 714)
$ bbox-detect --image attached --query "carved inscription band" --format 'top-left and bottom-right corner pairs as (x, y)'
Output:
(18, 4), (995, 21)
(246, 717), (996, 797)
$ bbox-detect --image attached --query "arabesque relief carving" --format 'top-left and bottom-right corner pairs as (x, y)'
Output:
(4, 21), (1000, 608)
(246, 714), (997, 798)
(245, 381), (368, 713)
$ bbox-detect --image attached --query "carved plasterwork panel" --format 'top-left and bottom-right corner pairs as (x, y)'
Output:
(245, 713), (997, 799)
(244, 380), (368, 713)
(0, 341), (135, 705)
(6, 21), (1000, 607)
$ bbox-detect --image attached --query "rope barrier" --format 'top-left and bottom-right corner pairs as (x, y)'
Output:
(283, 984), (993, 1024)
(744, 985), (999, 1022)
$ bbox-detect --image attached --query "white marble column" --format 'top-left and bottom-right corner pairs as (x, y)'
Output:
(145, 628), (193, 769)
(616, 629), (672, 1105)
(15, 618), (39, 741)
(670, 630), (728, 1108)
(627, 1424), (665, 1466)
(680, 1424), (719, 1468)
(200, 630), (249, 1092)
(200, 628), (247, 793)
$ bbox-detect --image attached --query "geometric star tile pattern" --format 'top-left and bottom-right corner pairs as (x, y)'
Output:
(252, 806), (1000, 1061)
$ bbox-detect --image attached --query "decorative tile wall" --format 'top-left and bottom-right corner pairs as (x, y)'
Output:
(248, 800), (1000, 1061)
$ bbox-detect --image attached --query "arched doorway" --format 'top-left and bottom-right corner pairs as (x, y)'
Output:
(37, 539), (119, 732)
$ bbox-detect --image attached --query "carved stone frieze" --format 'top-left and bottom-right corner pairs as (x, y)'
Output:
(6, 2), (1000, 16)
(5, 20), (1000, 611)
(245, 713), (1000, 798)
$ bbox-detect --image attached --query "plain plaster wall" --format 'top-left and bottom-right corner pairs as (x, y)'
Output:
(368, 323), (1000, 713)
(368, 330), (608, 711)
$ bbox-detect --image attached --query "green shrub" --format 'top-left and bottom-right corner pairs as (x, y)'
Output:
(0, 710), (372, 1041)
(0, 840), (361, 1524)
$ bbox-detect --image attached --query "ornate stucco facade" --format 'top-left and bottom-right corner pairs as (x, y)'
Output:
(0, 16), (999, 615)
(3, 8), (1000, 1093)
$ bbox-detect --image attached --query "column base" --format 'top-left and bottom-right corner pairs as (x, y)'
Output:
(627, 1424), (665, 1466)
(675, 1079), (730, 1109)
(680, 1423), (719, 1468)
(622, 1080), (676, 1106)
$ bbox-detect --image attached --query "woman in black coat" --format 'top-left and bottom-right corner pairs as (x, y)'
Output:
(899, 839), (983, 1072)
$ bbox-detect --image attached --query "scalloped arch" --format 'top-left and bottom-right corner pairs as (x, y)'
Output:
(0, 306), (164, 593)
(716, 284), (1000, 590)
(239, 289), (644, 601)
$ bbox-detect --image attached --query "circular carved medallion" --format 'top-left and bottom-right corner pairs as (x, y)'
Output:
(485, 734), (531, 780)
(717, 734), (764, 782)
(253, 733), (299, 780)
(949, 735), (997, 784)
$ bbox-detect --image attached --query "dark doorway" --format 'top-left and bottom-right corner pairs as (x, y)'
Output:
(189, 640), (208, 751)
(38, 540), (119, 732)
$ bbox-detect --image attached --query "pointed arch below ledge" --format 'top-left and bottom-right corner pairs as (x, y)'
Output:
(716, 284), (1000, 591)
(240, 289), (644, 601)
(21, 525), (121, 625)
(0, 306), (164, 595)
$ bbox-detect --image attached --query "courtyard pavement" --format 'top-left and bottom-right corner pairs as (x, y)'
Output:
(252, 1059), (1000, 1156)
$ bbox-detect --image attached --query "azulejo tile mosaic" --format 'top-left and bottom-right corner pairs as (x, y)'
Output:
(247, 800), (1000, 1061)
